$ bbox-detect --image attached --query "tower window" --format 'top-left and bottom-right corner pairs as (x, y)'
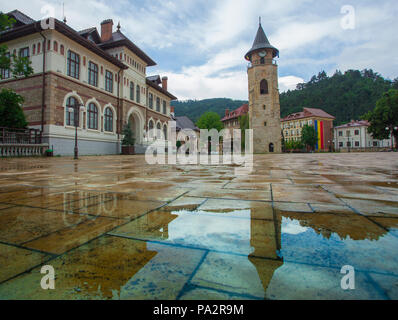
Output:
(263, 105), (266, 110)
(260, 79), (268, 95)
(264, 122), (267, 127)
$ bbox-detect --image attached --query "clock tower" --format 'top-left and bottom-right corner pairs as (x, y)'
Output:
(245, 20), (282, 153)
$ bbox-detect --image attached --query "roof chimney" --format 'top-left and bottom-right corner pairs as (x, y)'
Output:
(162, 76), (168, 91)
(101, 19), (113, 42)
(225, 109), (229, 117)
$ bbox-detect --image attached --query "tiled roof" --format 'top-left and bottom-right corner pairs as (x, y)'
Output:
(98, 30), (156, 66)
(334, 120), (369, 129)
(174, 116), (199, 132)
(221, 104), (249, 122)
(281, 108), (335, 122)
(146, 78), (177, 100)
(7, 10), (35, 25)
(147, 75), (161, 85)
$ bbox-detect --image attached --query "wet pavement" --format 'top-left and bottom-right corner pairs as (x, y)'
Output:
(0, 153), (397, 300)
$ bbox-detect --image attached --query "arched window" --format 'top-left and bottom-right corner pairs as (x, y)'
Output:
(47, 40), (51, 51)
(130, 82), (134, 100)
(60, 44), (64, 55)
(156, 122), (161, 139)
(136, 85), (140, 103)
(163, 125), (168, 140)
(53, 41), (58, 52)
(104, 108), (113, 132)
(66, 96), (78, 126)
(32, 44), (36, 55)
(37, 43), (41, 54)
(148, 120), (154, 139)
(260, 79), (268, 95)
(269, 143), (274, 153)
(87, 103), (98, 130)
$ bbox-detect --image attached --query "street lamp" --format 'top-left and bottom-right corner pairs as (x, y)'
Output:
(68, 103), (85, 159)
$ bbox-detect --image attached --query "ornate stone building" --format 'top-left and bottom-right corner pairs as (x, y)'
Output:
(281, 108), (335, 152)
(245, 21), (282, 153)
(0, 10), (176, 155)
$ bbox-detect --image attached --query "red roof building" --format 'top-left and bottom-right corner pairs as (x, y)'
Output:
(281, 108), (335, 151)
(221, 104), (249, 129)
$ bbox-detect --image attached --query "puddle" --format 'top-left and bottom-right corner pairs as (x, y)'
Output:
(0, 154), (397, 299)
(1, 202), (397, 299)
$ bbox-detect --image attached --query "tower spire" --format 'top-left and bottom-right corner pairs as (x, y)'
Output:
(259, 16), (261, 26)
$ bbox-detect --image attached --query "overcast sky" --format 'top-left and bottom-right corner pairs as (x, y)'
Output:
(2, 0), (397, 100)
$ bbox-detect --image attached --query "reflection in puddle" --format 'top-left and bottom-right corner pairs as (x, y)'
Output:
(0, 192), (398, 300)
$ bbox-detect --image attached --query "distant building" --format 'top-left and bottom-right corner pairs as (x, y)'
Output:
(221, 104), (249, 129)
(0, 10), (176, 155)
(334, 120), (393, 151)
(281, 108), (335, 151)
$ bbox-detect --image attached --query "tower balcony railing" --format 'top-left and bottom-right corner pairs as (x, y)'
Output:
(247, 59), (277, 69)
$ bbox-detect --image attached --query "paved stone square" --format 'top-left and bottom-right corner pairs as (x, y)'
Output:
(0, 153), (397, 299)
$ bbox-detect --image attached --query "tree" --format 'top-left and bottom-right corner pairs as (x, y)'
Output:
(121, 121), (135, 146)
(0, 88), (28, 128)
(196, 111), (223, 131)
(0, 13), (33, 130)
(0, 13), (33, 79)
(362, 89), (398, 148)
(301, 125), (317, 151)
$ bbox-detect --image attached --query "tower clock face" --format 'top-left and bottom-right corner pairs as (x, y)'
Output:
(259, 51), (267, 57)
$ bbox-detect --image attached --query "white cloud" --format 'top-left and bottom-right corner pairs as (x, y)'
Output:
(2, 0), (398, 99)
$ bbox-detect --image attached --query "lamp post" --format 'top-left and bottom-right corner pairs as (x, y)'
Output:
(385, 126), (398, 150)
(68, 103), (85, 160)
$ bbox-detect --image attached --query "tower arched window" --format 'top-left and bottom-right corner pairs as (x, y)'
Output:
(260, 79), (268, 95)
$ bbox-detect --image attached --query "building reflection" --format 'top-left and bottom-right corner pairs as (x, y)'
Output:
(278, 210), (389, 241)
(55, 191), (392, 299)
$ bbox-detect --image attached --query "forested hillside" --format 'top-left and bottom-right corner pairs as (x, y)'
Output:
(171, 98), (247, 123)
(171, 69), (397, 125)
(280, 69), (397, 125)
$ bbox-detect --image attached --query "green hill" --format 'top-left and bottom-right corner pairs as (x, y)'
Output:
(171, 98), (247, 123)
(171, 69), (398, 125)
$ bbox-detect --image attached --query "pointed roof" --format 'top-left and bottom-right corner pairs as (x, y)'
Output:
(245, 21), (279, 61)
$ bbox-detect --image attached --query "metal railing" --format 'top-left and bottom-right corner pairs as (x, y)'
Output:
(0, 127), (43, 144)
(247, 59), (277, 69)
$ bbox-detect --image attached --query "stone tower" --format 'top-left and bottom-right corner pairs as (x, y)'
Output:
(245, 20), (282, 153)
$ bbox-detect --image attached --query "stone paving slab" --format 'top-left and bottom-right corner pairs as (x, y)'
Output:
(0, 243), (51, 283)
(0, 153), (397, 300)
